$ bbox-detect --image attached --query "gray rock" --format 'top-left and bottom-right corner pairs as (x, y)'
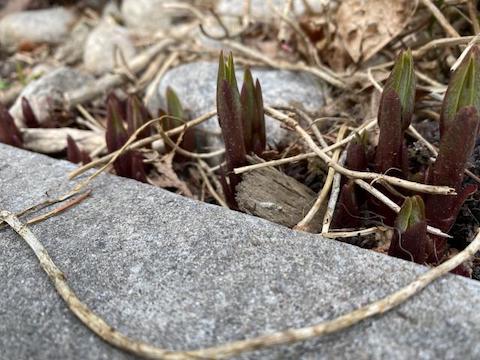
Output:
(83, 22), (136, 75)
(1, 143), (480, 359)
(10, 67), (94, 127)
(217, 0), (326, 18)
(148, 61), (327, 150)
(0, 7), (76, 52)
(121, 0), (192, 31)
(55, 20), (92, 65)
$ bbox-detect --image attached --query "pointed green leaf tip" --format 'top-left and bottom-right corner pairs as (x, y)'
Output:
(105, 93), (127, 153)
(395, 196), (425, 233)
(217, 51), (239, 93)
(240, 68), (266, 155)
(441, 45), (480, 137)
(216, 51), (246, 203)
(383, 49), (416, 130)
(165, 86), (185, 129)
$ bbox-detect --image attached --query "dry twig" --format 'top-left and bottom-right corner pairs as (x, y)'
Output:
(295, 125), (347, 231)
(265, 107), (454, 195)
(420, 0), (460, 37)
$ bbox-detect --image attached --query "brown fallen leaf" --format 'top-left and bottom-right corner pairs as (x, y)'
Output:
(148, 153), (193, 197)
(335, 0), (416, 63)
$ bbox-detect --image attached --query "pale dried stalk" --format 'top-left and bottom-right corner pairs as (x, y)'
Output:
(65, 39), (175, 108)
(196, 161), (228, 208)
(2, 210), (479, 359)
(420, 0), (460, 37)
(144, 51), (179, 105)
(277, 0), (293, 43)
(222, 39), (346, 88)
(353, 179), (450, 239)
(295, 125), (347, 231)
(277, 106), (332, 153)
(467, 0), (480, 34)
(159, 124), (225, 159)
(412, 36), (474, 57)
(76, 104), (105, 132)
(322, 151), (347, 234)
(234, 119), (378, 175)
(265, 106), (454, 195)
(26, 191), (91, 225)
(68, 110), (217, 179)
(323, 226), (388, 239)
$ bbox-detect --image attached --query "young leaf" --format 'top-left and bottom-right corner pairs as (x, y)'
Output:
(130, 151), (148, 183)
(106, 93), (132, 178)
(252, 79), (266, 155)
(163, 88), (196, 159)
(425, 106), (479, 226)
(217, 52), (246, 198)
(0, 103), (23, 148)
(388, 196), (429, 264)
(346, 133), (368, 172)
(67, 135), (82, 164)
(106, 93), (128, 153)
(440, 46), (480, 137)
(383, 49), (416, 130)
(240, 68), (255, 152)
(66, 135), (91, 165)
(126, 94), (150, 140)
(21, 97), (40, 128)
(332, 180), (362, 229)
(166, 86), (185, 128)
(374, 89), (405, 174)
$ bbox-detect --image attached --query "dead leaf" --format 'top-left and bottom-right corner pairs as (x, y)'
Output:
(148, 153), (193, 197)
(335, 0), (416, 63)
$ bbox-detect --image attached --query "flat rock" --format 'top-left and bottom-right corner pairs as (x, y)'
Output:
(121, 0), (192, 31)
(1, 143), (480, 359)
(10, 67), (94, 127)
(0, 7), (76, 51)
(83, 22), (136, 75)
(148, 61), (327, 149)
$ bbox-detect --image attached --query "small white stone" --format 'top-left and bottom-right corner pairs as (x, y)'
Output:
(121, 0), (192, 31)
(0, 7), (75, 51)
(83, 22), (136, 75)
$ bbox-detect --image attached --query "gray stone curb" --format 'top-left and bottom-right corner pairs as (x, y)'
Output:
(1, 143), (480, 359)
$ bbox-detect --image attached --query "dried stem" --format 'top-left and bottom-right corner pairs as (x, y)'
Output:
(159, 124), (225, 159)
(420, 0), (460, 37)
(467, 0), (480, 34)
(222, 40), (346, 88)
(234, 119), (378, 175)
(323, 226), (388, 239)
(65, 39), (175, 108)
(354, 179), (450, 239)
(322, 151), (347, 234)
(2, 211), (478, 359)
(277, 0), (293, 44)
(265, 106), (454, 195)
(412, 35), (474, 58)
(295, 125), (347, 231)
(196, 161), (228, 208)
